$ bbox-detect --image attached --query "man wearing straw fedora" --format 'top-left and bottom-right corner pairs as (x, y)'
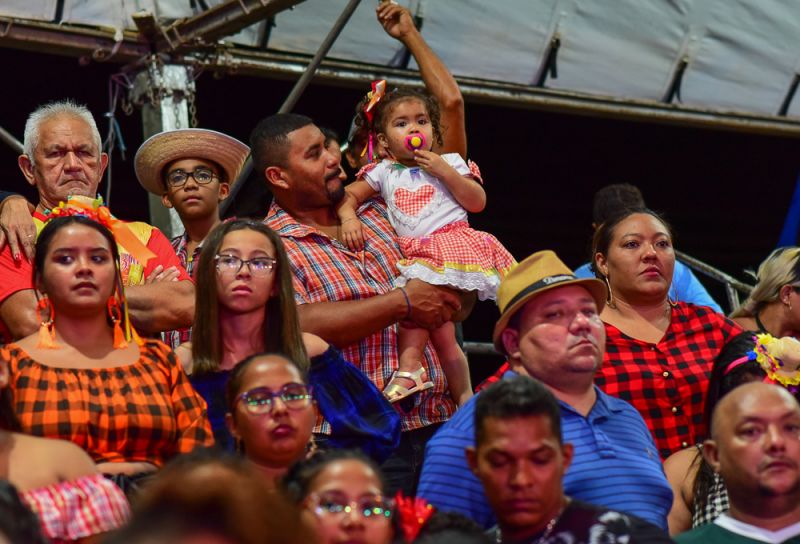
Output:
(135, 128), (250, 349)
(418, 250), (673, 531)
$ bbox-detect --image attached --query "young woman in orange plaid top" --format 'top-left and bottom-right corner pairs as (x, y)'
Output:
(337, 86), (515, 406)
(0, 215), (212, 487)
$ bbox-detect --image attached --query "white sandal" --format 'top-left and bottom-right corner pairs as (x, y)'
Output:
(383, 367), (434, 403)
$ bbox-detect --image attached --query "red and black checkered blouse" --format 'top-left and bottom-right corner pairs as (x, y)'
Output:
(596, 302), (741, 459)
(2, 339), (213, 466)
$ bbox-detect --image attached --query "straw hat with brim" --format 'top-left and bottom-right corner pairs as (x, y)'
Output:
(492, 250), (608, 354)
(135, 128), (250, 195)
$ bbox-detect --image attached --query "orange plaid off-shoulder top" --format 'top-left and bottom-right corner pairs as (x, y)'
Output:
(1, 339), (213, 467)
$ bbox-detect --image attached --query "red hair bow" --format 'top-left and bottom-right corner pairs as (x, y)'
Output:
(394, 491), (435, 543)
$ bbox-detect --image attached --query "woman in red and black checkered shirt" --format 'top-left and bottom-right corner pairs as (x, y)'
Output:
(592, 207), (741, 459)
(0, 215), (213, 489)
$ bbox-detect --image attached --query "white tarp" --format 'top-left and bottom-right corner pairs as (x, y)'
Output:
(2, 0), (800, 118)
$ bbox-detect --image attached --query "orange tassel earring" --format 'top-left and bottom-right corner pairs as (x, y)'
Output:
(36, 296), (59, 349)
(107, 296), (128, 349)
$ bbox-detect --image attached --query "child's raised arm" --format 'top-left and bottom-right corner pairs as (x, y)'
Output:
(413, 150), (486, 213)
(336, 179), (379, 251)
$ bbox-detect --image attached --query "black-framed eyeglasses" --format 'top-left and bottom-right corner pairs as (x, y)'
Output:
(215, 254), (277, 276)
(165, 167), (218, 188)
(235, 383), (313, 415)
(307, 493), (393, 520)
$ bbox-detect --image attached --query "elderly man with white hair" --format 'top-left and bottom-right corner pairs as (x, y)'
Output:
(0, 100), (194, 341)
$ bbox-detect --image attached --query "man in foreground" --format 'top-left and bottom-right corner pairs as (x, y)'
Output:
(418, 250), (673, 529)
(468, 376), (672, 543)
(676, 382), (800, 543)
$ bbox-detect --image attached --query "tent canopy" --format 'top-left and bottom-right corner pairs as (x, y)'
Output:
(2, 0), (800, 131)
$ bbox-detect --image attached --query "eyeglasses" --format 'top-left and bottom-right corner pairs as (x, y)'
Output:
(307, 493), (393, 520)
(215, 254), (277, 276)
(166, 167), (218, 188)
(235, 383), (312, 415)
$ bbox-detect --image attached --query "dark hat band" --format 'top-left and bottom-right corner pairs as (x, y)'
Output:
(501, 274), (578, 313)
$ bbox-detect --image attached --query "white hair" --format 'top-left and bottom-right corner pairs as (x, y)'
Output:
(23, 100), (102, 165)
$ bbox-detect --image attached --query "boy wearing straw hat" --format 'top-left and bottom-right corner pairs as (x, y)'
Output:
(418, 250), (673, 531)
(134, 128), (250, 349)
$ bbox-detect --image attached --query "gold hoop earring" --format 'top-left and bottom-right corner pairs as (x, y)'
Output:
(603, 276), (616, 309)
(668, 293), (678, 308)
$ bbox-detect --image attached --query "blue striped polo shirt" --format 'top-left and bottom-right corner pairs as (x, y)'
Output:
(417, 372), (672, 530)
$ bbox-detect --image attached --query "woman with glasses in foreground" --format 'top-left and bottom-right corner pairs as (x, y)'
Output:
(284, 449), (395, 544)
(225, 352), (316, 484)
(180, 219), (399, 458)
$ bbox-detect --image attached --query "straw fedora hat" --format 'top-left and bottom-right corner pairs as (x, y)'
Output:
(135, 128), (250, 195)
(492, 250), (608, 354)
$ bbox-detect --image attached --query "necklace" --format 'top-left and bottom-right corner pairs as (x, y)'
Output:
(495, 497), (571, 544)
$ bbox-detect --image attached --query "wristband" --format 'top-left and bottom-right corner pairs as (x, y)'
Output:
(398, 287), (412, 321)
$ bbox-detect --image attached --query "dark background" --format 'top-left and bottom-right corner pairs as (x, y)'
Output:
(2, 47), (799, 383)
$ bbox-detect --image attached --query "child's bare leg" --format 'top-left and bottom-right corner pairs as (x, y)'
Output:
(431, 321), (472, 406)
(384, 326), (434, 403)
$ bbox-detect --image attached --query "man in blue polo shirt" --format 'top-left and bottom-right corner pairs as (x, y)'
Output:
(417, 250), (673, 530)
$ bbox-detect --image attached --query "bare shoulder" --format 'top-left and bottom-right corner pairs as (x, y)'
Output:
(663, 446), (700, 483)
(8, 434), (96, 489)
(175, 342), (194, 374)
(302, 332), (329, 358)
(731, 315), (756, 331)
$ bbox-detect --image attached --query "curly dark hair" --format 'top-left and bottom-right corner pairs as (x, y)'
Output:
(354, 86), (444, 149)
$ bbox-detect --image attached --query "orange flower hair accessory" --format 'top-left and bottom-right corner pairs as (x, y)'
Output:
(394, 491), (434, 543)
(47, 196), (156, 267)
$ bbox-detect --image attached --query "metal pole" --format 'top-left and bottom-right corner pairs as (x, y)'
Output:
(278, 0), (363, 114)
(675, 250), (753, 294)
(0, 125), (23, 154)
(222, 0), (362, 216)
(130, 62), (195, 238)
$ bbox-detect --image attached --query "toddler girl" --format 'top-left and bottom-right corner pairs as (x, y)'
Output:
(338, 83), (515, 405)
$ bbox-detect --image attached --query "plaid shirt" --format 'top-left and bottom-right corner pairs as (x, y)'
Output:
(596, 303), (741, 458)
(163, 232), (203, 350)
(266, 198), (456, 431)
(3, 340), (213, 466)
(21, 473), (130, 543)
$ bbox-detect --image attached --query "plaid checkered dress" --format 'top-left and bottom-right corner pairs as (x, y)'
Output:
(2, 339), (213, 466)
(596, 303), (741, 458)
(21, 473), (129, 543)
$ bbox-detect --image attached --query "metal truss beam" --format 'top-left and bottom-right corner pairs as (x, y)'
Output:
(1, 16), (799, 137)
(194, 48), (800, 138)
(134, 0), (305, 53)
(0, 17), (149, 63)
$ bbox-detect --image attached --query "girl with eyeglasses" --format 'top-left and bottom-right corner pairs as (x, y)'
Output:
(179, 220), (400, 459)
(284, 449), (395, 544)
(225, 352), (317, 483)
